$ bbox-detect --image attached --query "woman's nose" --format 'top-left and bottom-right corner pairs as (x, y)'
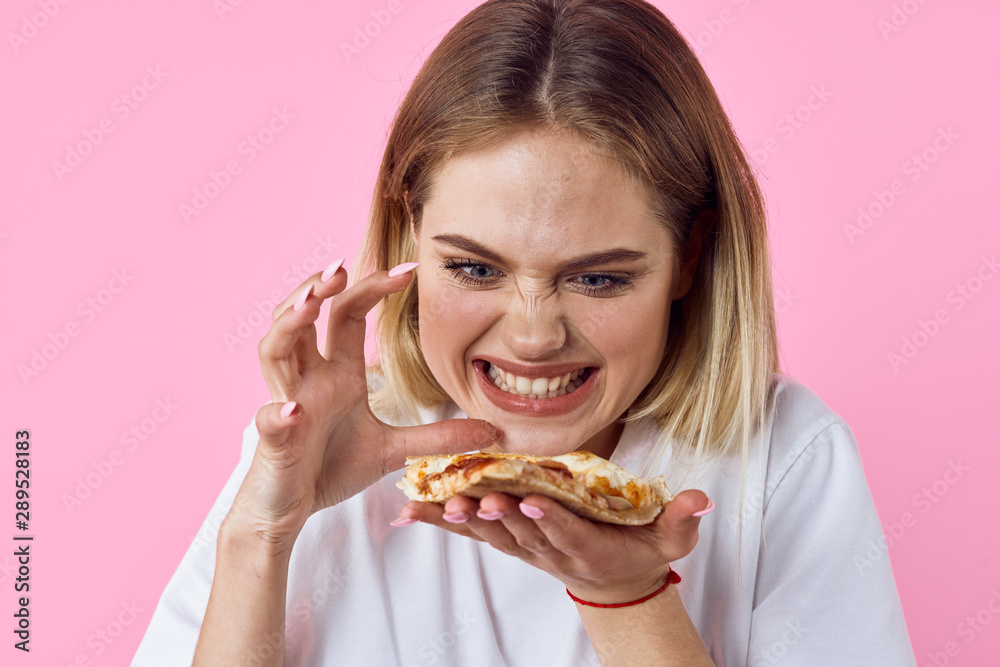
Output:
(498, 293), (567, 359)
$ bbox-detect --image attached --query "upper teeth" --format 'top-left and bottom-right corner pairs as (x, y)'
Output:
(485, 362), (588, 399)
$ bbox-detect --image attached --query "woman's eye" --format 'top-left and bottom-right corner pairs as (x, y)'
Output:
(441, 259), (500, 286)
(464, 265), (495, 279)
(575, 273), (632, 297)
(579, 275), (611, 287)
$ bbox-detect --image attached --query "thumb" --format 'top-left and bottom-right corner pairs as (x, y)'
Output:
(254, 400), (301, 454)
(656, 489), (713, 559)
(383, 418), (503, 469)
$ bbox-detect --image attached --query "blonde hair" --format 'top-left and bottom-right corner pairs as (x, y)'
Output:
(354, 0), (780, 553)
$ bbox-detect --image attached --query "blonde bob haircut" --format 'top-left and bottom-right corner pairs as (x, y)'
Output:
(357, 0), (780, 498)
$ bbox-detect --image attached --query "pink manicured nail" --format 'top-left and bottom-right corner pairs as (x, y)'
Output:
(390, 517), (418, 527)
(692, 499), (715, 517)
(476, 510), (506, 521)
(387, 262), (420, 278)
(293, 284), (314, 311)
(442, 511), (471, 524)
(280, 401), (297, 419)
(519, 503), (545, 519)
(321, 258), (345, 282)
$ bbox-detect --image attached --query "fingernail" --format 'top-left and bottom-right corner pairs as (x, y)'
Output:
(321, 258), (345, 282)
(519, 503), (545, 519)
(280, 401), (297, 419)
(692, 499), (714, 517)
(388, 262), (420, 278)
(390, 517), (418, 527)
(442, 511), (471, 523)
(476, 510), (505, 521)
(293, 284), (314, 311)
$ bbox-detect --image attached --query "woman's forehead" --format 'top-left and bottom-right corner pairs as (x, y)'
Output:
(432, 127), (637, 197)
(420, 129), (670, 256)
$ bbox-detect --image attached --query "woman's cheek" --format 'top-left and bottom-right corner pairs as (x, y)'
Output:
(420, 279), (477, 323)
(418, 281), (497, 359)
(576, 296), (668, 381)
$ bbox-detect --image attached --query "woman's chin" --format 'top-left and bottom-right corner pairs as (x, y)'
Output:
(481, 425), (590, 457)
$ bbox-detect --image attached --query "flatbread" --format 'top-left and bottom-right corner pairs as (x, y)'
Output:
(396, 450), (672, 525)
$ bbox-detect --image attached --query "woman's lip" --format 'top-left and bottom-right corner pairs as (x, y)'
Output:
(473, 359), (598, 417)
(475, 356), (595, 379)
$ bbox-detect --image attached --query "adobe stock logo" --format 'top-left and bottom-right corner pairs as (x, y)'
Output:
(339, 0), (406, 63)
(57, 599), (145, 666)
(854, 459), (969, 575)
(750, 620), (809, 666)
(877, 0), (933, 41)
(844, 126), (959, 244)
(774, 284), (798, 315)
(213, 0), (247, 21)
(923, 588), (1000, 667)
(751, 85), (833, 167)
(688, 0), (753, 56)
(887, 255), (997, 372)
(404, 609), (477, 667)
(61, 397), (179, 514)
(17, 268), (135, 386)
(50, 66), (169, 183)
(7, 0), (74, 54)
(248, 560), (351, 665)
(179, 107), (295, 224)
(223, 235), (342, 353)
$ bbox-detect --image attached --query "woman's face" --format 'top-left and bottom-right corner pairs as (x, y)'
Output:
(412, 127), (687, 459)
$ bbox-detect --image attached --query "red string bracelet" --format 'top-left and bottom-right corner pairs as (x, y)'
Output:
(566, 569), (681, 608)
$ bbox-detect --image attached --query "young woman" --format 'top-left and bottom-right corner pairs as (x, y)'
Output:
(135, 1), (915, 664)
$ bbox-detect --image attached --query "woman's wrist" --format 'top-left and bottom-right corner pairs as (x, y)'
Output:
(196, 512), (294, 666)
(575, 577), (714, 666)
(564, 564), (673, 607)
(218, 501), (303, 563)
(568, 568), (680, 608)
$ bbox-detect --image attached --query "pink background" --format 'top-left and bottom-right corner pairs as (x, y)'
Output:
(2, 0), (997, 664)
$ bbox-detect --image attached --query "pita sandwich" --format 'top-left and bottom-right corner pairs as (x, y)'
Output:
(397, 450), (672, 525)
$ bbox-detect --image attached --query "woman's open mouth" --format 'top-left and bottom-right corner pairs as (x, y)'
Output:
(473, 359), (598, 416)
(484, 361), (593, 398)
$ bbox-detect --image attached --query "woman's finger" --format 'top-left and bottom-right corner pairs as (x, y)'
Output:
(257, 263), (353, 399)
(653, 489), (711, 559)
(431, 494), (561, 560)
(258, 287), (324, 401)
(323, 263), (420, 361)
(437, 494), (540, 557)
(243, 400), (318, 537)
(270, 258), (348, 322)
(254, 398), (299, 444)
(251, 400), (315, 480)
(404, 496), (534, 558)
(393, 500), (486, 542)
(521, 489), (710, 562)
(509, 494), (606, 559)
(382, 418), (503, 471)
(256, 262), (349, 400)
(476, 493), (555, 555)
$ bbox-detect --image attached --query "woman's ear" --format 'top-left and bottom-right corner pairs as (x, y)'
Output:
(671, 208), (717, 301)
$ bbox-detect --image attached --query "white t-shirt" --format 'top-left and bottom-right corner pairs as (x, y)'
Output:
(133, 373), (915, 666)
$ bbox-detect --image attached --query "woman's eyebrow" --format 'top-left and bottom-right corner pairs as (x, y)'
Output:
(430, 233), (647, 270)
(431, 234), (506, 264)
(560, 248), (647, 271)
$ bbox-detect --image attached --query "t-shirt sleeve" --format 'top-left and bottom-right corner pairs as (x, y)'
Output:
(747, 419), (916, 666)
(132, 419), (259, 666)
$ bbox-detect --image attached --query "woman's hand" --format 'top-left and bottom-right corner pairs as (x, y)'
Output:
(394, 489), (711, 603)
(227, 261), (502, 555)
